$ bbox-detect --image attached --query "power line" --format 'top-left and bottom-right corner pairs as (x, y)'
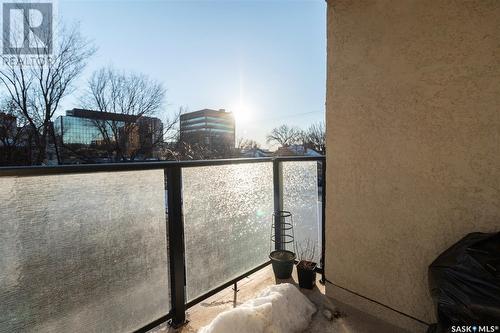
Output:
(242, 110), (324, 125)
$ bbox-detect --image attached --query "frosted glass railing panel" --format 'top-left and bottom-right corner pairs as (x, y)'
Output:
(282, 161), (321, 263)
(0, 170), (169, 333)
(183, 163), (273, 300)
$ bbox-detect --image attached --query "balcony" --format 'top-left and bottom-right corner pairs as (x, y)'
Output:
(0, 156), (329, 333)
(1, 1), (499, 331)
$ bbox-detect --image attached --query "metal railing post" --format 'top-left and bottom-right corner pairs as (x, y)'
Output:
(320, 159), (326, 283)
(165, 167), (187, 327)
(272, 159), (283, 250)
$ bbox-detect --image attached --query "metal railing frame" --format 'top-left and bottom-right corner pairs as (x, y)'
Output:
(0, 155), (326, 332)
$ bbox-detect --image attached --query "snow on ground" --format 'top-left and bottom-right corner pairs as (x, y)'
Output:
(198, 283), (316, 333)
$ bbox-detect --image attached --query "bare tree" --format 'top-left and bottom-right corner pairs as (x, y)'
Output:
(296, 238), (317, 269)
(266, 124), (302, 147)
(304, 121), (325, 154)
(0, 98), (31, 165)
(176, 140), (217, 160)
(237, 137), (260, 150)
(0, 21), (95, 164)
(79, 67), (179, 161)
(176, 130), (236, 160)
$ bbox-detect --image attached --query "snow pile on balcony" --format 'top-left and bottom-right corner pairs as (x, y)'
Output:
(198, 283), (316, 333)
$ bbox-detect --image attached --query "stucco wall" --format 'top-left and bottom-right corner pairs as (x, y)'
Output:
(325, 0), (500, 323)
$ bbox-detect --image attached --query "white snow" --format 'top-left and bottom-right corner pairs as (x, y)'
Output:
(198, 283), (316, 333)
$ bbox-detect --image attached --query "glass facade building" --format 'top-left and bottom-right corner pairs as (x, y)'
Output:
(54, 115), (123, 145)
(54, 109), (162, 146)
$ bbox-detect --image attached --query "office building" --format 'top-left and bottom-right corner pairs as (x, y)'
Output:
(55, 108), (163, 147)
(179, 108), (235, 149)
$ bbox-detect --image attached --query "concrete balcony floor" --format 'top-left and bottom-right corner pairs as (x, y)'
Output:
(151, 265), (411, 333)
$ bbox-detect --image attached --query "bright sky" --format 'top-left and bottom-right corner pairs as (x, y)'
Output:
(58, 0), (326, 148)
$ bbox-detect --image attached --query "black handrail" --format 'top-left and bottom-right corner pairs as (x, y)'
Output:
(0, 156), (325, 177)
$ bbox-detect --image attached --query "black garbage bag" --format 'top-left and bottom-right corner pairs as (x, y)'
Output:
(428, 232), (500, 331)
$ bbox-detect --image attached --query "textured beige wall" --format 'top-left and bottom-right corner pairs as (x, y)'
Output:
(325, 0), (500, 323)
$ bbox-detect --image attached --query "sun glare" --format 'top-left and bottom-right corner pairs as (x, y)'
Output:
(233, 105), (253, 125)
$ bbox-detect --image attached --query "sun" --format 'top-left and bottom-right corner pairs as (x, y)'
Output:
(233, 104), (253, 125)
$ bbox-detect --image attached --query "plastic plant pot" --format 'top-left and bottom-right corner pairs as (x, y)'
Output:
(269, 250), (296, 279)
(297, 260), (317, 289)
